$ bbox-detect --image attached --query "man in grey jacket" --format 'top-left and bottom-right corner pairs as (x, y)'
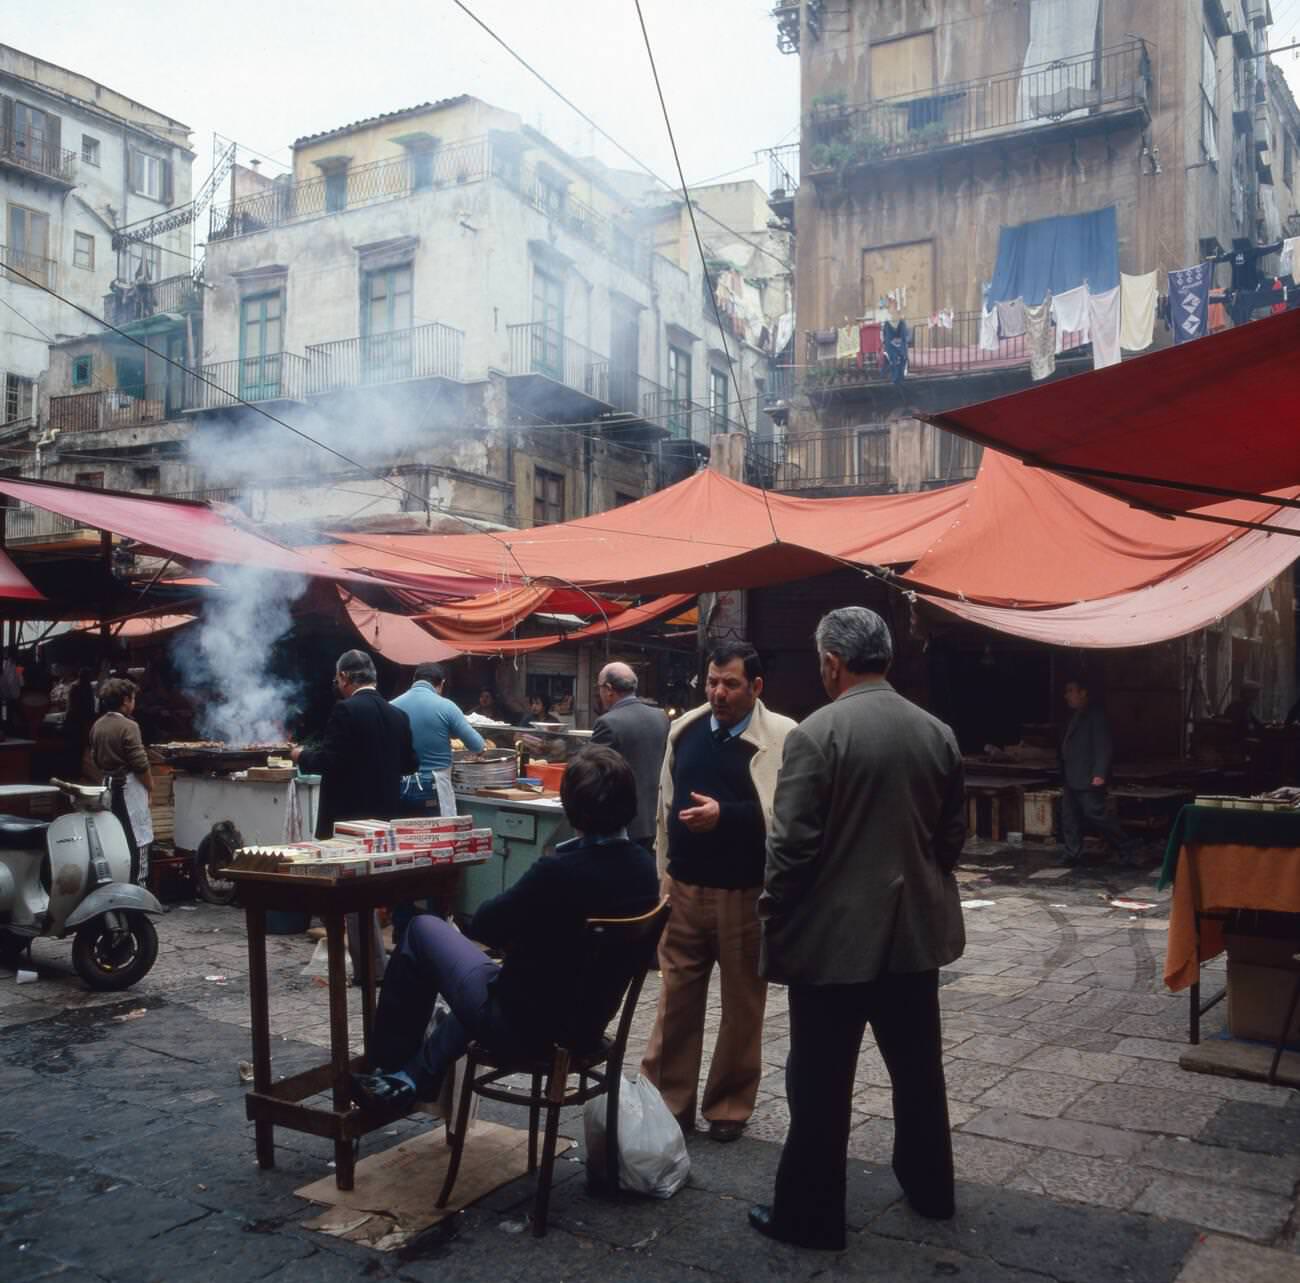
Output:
(590, 662), (669, 852)
(750, 607), (966, 1251)
(1060, 676), (1138, 866)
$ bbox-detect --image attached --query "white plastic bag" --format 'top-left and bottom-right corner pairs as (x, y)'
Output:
(583, 1073), (690, 1199)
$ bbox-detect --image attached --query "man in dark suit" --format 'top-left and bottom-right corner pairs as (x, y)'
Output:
(291, 650), (417, 980)
(1060, 676), (1138, 867)
(590, 662), (669, 853)
(750, 607), (966, 1251)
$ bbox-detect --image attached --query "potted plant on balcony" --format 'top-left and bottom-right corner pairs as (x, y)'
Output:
(810, 90), (849, 126)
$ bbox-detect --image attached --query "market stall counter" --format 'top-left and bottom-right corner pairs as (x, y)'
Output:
(453, 791), (572, 915)
(1161, 802), (1300, 1046)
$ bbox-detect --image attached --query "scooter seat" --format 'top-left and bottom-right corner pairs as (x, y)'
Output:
(0, 815), (51, 850)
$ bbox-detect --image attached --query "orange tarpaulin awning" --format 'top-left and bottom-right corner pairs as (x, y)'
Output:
(921, 307), (1300, 517)
(0, 548), (43, 602)
(326, 470), (973, 596)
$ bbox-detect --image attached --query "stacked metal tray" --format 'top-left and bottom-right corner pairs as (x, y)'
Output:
(451, 747), (517, 791)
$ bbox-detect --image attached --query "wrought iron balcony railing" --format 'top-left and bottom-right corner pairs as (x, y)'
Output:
(748, 427), (894, 492)
(508, 322), (610, 403)
(208, 134), (652, 276)
(104, 273), (202, 325)
(0, 244), (56, 290)
(0, 128), (76, 183)
(48, 385), (172, 433)
(808, 39), (1150, 175)
(307, 322), (465, 392)
(188, 354), (310, 409)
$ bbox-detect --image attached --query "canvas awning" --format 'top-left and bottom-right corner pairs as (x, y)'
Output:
(0, 477), (377, 585)
(325, 470), (973, 596)
(0, 548), (44, 602)
(920, 307), (1300, 518)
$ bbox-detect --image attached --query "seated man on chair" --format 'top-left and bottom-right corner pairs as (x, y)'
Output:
(353, 746), (660, 1108)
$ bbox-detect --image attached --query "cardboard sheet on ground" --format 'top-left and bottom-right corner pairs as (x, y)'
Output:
(295, 1121), (575, 1250)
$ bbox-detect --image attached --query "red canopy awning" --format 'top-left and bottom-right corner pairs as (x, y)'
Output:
(0, 548), (43, 602)
(0, 478), (375, 584)
(920, 308), (1300, 517)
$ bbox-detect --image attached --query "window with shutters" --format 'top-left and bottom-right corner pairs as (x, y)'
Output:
(72, 356), (93, 387)
(1200, 31), (1218, 164)
(122, 241), (161, 281)
(4, 375), (34, 423)
(239, 291), (284, 400)
(81, 135), (100, 165)
(709, 367), (729, 431)
(7, 205), (51, 286)
(129, 148), (171, 201)
(73, 232), (95, 270)
(533, 467), (565, 526)
(870, 32), (935, 100)
(667, 344), (692, 434)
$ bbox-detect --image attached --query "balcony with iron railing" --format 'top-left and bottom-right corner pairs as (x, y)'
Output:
(0, 244), (56, 291)
(2, 504), (90, 542)
(307, 322), (465, 392)
(208, 134), (653, 277)
(748, 426), (895, 493)
(808, 40), (1150, 179)
(508, 322), (610, 404)
(0, 127), (76, 185)
(188, 354), (310, 410)
(800, 308), (1070, 393)
(49, 384), (173, 433)
(104, 273), (203, 326)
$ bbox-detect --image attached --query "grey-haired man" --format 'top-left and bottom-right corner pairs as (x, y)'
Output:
(590, 661), (669, 852)
(751, 607), (966, 1250)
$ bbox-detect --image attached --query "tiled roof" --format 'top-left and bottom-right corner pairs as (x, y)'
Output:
(292, 96), (471, 148)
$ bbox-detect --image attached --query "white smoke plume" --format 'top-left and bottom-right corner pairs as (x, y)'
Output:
(172, 565), (307, 744)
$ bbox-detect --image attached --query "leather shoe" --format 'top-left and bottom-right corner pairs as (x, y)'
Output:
(747, 1204), (845, 1251)
(350, 1071), (415, 1110)
(708, 1119), (746, 1143)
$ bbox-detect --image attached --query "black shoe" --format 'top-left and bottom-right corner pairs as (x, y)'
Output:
(708, 1119), (746, 1143)
(747, 1204), (845, 1251)
(350, 1071), (415, 1110)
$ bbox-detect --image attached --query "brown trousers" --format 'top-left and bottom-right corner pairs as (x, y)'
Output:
(641, 876), (767, 1124)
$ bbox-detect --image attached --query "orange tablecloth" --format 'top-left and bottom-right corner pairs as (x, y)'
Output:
(1164, 843), (1300, 991)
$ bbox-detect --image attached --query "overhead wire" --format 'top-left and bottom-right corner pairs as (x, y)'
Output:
(448, 0), (792, 276)
(631, 0), (780, 545)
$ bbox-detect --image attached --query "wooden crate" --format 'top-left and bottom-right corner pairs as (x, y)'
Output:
(150, 765), (175, 845)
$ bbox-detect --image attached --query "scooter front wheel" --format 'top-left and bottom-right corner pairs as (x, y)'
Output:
(72, 912), (159, 991)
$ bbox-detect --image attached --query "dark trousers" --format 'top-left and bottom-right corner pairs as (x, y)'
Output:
(1061, 787), (1134, 860)
(109, 777), (141, 885)
(373, 915), (509, 1096)
(773, 970), (954, 1245)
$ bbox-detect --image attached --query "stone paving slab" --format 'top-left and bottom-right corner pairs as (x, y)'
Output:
(1063, 1082), (1223, 1136)
(1175, 1233), (1300, 1282)
(1131, 1172), (1294, 1243)
(1007, 1147), (1155, 1210)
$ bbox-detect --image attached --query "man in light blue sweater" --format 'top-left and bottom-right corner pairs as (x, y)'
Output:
(391, 663), (485, 818)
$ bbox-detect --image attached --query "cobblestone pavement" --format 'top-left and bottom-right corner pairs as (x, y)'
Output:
(5, 841), (1300, 1281)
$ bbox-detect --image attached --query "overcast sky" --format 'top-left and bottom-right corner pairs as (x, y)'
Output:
(9, 0), (800, 210)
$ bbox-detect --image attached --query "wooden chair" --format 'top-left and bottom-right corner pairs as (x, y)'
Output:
(435, 897), (671, 1236)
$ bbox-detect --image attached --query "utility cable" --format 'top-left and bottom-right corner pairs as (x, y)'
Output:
(632, 0), (780, 544)
(449, 0), (792, 275)
(0, 259), (533, 582)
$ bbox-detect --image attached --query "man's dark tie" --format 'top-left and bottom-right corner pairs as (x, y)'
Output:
(714, 726), (730, 746)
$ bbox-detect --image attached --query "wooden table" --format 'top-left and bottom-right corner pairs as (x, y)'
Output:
(963, 774), (1051, 841)
(227, 863), (478, 1189)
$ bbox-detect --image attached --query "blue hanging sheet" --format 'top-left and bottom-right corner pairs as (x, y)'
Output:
(986, 207), (1119, 306)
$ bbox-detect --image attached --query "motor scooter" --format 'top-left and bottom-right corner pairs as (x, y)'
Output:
(0, 778), (163, 990)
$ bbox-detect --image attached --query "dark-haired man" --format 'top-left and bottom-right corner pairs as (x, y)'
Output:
(351, 746), (659, 1109)
(1060, 676), (1137, 867)
(641, 642), (795, 1142)
(392, 662), (485, 818)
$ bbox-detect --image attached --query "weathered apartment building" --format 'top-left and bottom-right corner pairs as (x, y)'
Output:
(761, 0), (1299, 496)
(743, 0), (1298, 749)
(0, 44), (193, 477)
(28, 93), (788, 543)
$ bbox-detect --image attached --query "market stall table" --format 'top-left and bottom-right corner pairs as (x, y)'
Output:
(227, 861), (485, 1190)
(454, 792), (572, 915)
(963, 773), (1051, 841)
(1160, 805), (1300, 1042)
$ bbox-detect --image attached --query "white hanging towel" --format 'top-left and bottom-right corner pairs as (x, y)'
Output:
(1050, 285), (1090, 353)
(978, 305), (999, 351)
(1119, 270), (1157, 351)
(1025, 295), (1055, 381)
(1087, 286), (1122, 369)
(1280, 237), (1299, 280)
(123, 773), (154, 849)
